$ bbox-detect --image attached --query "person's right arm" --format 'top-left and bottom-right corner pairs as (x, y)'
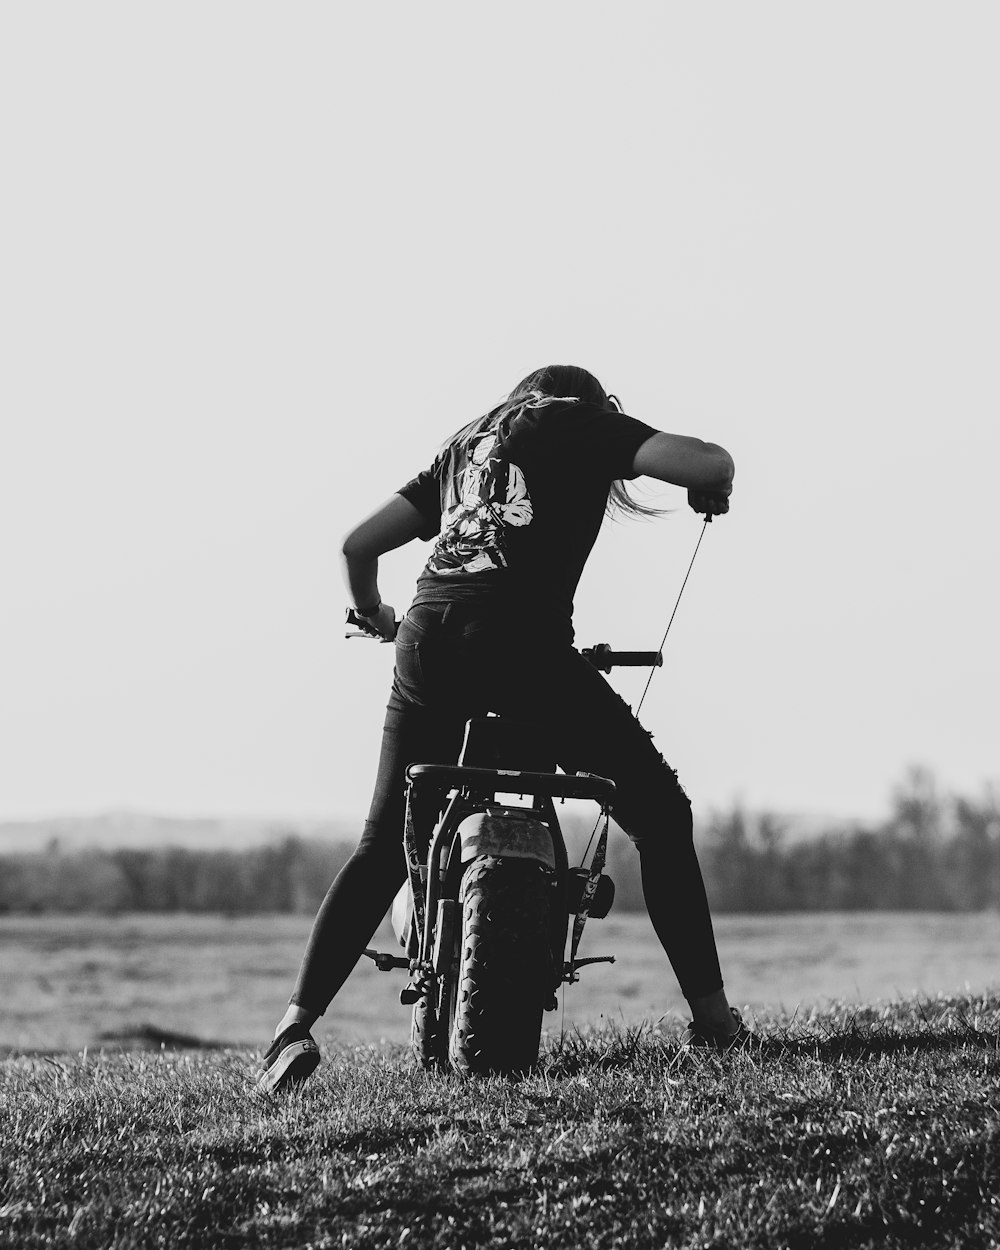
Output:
(631, 432), (735, 516)
(340, 495), (430, 640)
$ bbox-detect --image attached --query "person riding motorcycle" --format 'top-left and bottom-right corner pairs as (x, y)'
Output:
(257, 364), (747, 1093)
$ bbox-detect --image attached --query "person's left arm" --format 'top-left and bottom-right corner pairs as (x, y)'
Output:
(341, 495), (430, 640)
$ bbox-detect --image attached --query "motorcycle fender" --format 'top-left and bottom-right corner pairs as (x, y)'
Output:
(457, 810), (556, 869)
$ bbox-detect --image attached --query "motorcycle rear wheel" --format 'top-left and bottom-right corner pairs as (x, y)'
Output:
(449, 855), (552, 1076)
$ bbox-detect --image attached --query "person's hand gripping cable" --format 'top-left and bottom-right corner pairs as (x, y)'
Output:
(686, 485), (731, 520)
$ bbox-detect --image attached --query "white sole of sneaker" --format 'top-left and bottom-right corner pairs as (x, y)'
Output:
(255, 1039), (320, 1094)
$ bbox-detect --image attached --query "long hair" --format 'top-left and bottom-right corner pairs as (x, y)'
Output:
(445, 364), (664, 521)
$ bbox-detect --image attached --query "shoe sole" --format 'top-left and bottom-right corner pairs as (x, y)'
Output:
(681, 1027), (753, 1053)
(255, 1039), (320, 1094)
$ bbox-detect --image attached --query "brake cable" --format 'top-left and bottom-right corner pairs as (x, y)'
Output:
(577, 513), (713, 868)
(635, 514), (712, 718)
(606, 390), (715, 715)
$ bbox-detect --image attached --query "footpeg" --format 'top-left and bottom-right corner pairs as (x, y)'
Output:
(563, 954), (615, 983)
(362, 948), (409, 972)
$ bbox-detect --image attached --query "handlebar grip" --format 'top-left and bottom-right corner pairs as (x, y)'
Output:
(580, 644), (663, 673)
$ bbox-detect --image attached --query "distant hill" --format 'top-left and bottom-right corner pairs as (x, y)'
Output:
(0, 806), (861, 855)
(0, 811), (361, 852)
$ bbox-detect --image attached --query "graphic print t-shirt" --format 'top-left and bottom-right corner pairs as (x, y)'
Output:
(397, 401), (656, 643)
(424, 429), (534, 577)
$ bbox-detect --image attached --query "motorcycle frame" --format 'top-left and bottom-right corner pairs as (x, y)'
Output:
(404, 762), (616, 995)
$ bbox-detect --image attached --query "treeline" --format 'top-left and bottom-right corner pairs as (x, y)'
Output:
(1, 769), (998, 914)
(699, 769), (1000, 913)
(0, 838), (351, 915)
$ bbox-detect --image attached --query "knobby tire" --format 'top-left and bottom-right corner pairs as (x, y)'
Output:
(449, 855), (552, 1076)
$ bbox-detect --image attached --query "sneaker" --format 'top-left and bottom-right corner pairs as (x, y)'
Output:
(255, 1023), (320, 1094)
(681, 1007), (753, 1052)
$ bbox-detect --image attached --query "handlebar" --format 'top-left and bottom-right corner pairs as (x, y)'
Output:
(345, 613), (661, 673)
(580, 643), (663, 673)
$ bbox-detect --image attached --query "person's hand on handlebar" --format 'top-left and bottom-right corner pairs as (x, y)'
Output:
(363, 602), (398, 642)
(347, 602), (399, 642)
(687, 487), (731, 518)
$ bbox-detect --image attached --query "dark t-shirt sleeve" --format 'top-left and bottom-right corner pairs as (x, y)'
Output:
(397, 462), (442, 541)
(515, 403), (657, 481)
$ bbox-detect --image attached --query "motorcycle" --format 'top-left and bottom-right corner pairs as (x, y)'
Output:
(348, 608), (660, 1075)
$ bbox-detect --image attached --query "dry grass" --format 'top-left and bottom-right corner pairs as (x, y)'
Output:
(2, 995), (999, 1248)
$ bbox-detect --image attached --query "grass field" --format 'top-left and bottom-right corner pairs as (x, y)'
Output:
(3, 912), (999, 1246)
(4, 910), (1000, 1053)
(2, 996), (999, 1249)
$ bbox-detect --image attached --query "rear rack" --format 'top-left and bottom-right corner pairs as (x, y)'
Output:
(405, 763), (615, 804)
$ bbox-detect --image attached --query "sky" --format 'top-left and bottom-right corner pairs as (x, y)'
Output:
(2, 3), (998, 827)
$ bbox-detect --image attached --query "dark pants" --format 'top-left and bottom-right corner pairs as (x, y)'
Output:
(290, 602), (724, 1011)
